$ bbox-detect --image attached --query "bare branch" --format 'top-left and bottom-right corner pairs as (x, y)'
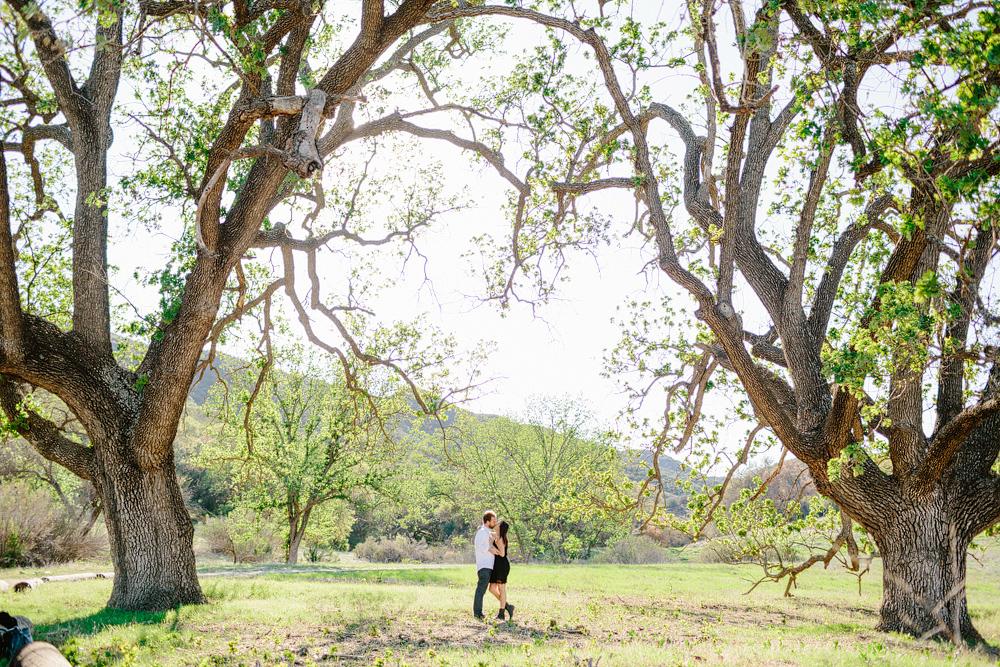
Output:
(344, 112), (529, 195)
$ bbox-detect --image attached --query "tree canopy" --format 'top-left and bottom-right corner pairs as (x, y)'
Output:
(205, 350), (402, 564)
(451, 0), (1000, 643)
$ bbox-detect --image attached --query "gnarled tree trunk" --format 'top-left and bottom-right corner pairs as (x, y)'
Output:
(870, 497), (977, 642)
(94, 443), (205, 609)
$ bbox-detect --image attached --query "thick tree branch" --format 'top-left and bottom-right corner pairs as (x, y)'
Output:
(808, 194), (895, 341)
(252, 217), (429, 250)
(5, 0), (120, 356)
(925, 361), (1000, 492)
(551, 177), (636, 195)
(139, 0), (209, 17)
(936, 223), (996, 428)
(344, 113), (529, 195)
(18, 123), (73, 152)
(647, 103), (721, 232)
(0, 150), (23, 364)
(0, 377), (94, 480)
(81, 7), (124, 116)
(3, 0), (82, 122)
(914, 393), (1000, 494)
(318, 0), (438, 94)
(785, 127), (835, 313)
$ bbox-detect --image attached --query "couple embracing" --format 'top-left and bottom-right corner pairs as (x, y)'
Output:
(473, 510), (515, 621)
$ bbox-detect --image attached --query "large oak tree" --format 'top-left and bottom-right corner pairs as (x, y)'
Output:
(0, 0), (490, 610)
(411, 0), (1000, 644)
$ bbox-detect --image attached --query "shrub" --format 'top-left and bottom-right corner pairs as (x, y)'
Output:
(201, 509), (278, 564)
(354, 535), (435, 563)
(0, 483), (107, 566)
(692, 541), (727, 564)
(591, 534), (676, 565)
(439, 536), (476, 564)
(351, 535), (478, 564)
(643, 526), (691, 548)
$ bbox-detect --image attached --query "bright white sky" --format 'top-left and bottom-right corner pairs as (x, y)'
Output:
(108, 152), (661, 429)
(366, 180), (661, 425)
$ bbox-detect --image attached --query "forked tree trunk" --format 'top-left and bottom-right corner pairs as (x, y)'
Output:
(871, 499), (979, 643)
(93, 443), (205, 610)
(286, 506), (313, 565)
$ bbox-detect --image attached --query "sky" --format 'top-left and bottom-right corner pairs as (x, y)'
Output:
(368, 196), (660, 425)
(108, 151), (663, 430)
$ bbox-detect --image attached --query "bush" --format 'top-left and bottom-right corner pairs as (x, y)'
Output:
(354, 535), (436, 563)
(643, 526), (691, 548)
(440, 536), (476, 564)
(202, 509), (278, 564)
(352, 535), (479, 564)
(692, 541), (726, 564)
(0, 483), (107, 566)
(591, 535), (676, 565)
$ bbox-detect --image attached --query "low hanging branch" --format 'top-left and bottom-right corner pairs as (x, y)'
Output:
(744, 511), (864, 598)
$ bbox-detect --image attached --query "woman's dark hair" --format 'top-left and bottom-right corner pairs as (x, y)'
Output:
(498, 520), (509, 547)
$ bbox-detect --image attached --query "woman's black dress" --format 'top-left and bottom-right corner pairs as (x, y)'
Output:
(490, 540), (510, 584)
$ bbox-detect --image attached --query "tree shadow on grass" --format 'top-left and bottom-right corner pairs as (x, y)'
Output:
(29, 608), (169, 647)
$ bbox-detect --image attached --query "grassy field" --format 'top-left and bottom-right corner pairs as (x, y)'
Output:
(2, 559), (1000, 667)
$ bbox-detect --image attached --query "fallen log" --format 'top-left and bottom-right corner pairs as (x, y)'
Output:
(40, 574), (96, 583)
(11, 642), (70, 667)
(13, 580), (42, 593)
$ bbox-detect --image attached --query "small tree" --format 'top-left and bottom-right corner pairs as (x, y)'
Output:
(449, 395), (625, 561)
(208, 354), (400, 564)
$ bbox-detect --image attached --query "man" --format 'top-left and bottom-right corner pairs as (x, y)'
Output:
(473, 510), (497, 619)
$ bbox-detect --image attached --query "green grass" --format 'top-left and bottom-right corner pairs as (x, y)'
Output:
(3, 561), (1000, 666)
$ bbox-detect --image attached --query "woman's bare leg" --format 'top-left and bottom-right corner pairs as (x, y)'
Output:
(489, 583), (501, 601)
(499, 583), (507, 612)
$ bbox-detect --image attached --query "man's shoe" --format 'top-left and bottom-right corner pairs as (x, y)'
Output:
(505, 604), (515, 619)
(474, 615), (485, 621)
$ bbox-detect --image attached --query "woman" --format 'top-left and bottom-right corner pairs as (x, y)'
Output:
(488, 520), (514, 620)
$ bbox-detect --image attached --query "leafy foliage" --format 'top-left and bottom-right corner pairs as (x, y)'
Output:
(203, 349), (404, 563)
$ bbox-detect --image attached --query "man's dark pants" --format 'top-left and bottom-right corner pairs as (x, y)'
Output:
(474, 568), (493, 618)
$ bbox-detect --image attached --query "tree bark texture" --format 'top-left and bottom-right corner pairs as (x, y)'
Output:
(285, 505), (312, 565)
(871, 497), (978, 642)
(94, 445), (205, 609)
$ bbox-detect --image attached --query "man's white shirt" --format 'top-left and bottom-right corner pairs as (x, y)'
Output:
(475, 524), (495, 571)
